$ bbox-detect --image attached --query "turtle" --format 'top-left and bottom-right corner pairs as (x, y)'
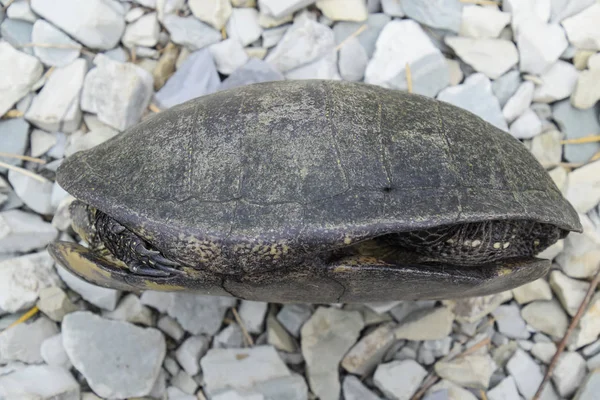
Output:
(48, 79), (582, 303)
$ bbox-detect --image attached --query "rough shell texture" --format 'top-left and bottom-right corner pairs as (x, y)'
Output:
(56, 80), (580, 281)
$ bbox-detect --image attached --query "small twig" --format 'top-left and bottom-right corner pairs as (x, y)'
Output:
(335, 24), (368, 51)
(231, 307), (254, 347)
(7, 306), (39, 329)
(2, 109), (23, 118)
(456, 337), (492, 359)
(532, 264), (600, 400)
(196, 390), (208, 400)
(0, 161), (49, 183)
(221, 26), (227, 40)
(406, 63), (413, 94)
(148, 103), (162, 113)
(560, 135), (600, 144)
(130, 46), (137, 63)
(480, 390), (488, 400)
(0, 152), (46, 164)
(19, 43), (82, 50)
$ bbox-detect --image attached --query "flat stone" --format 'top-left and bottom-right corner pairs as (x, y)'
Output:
(503, 81), (535, 122)
(575, 369), (600, 400)
(262, 24), (289, 48)
(238, 300), (268, 334)
(512, 278), (553, 304)
(62, 311), (166, 398)
(435, 354), (496, 389)
(533, 60), (579, 102)
(227, 7), (263, 46)
(30, 0), (125, 50)
(504, 0), (551, 34)
(521, 299), (569, 339)
(176, 335), (209, 376)
(101, 293), (154, 326)
(517, 20), (568, 74)
(336, 36), (368, 81)
(6, 0), (37, 22)
(0, 316), (58, 363)
(529, 129), (562, 168)
(140, 292), (236, 335)
(276, 304), (312, 337)
(172, 370), (198, 394)
(550, 270), (589, 316)
(157, 315), (185, 341)
(215, 323), (244, 349)
(0, 365), (80, 400)
(366, 19), (449, 96)
(460, 5), (510, 39)
(427, 380), (477, 400)
(571, 67), (600, 109)
(437, 72), (507, 131)
(0, 210), (57, 255)
(556, 214), (600, 278)
(37, 286), (78, 322)
(25, 58), (86, 133)
(266, 16), (334, 73)
(445, 37), (518, 79)
(7, 168), (54, 215)
(301, 307), (364, 400)
(492, 303), (530, 339)
(56, 264), (120, 311)
(41, 333), (72, 369)
(189, 0), (232, 29)
(0, 118), (29, 174)
(569, 292), (600, 350)
(488, 376), (520, 400)
(561, 3), (600, 50)
(162, 14), (221, 51)
(342, 322), (397, 375)
(316, 0), (368, 22)
(552, 99), (600, 163)
(394, 307), (454, 341)
(588, 352), (600, 370)
(267, 313), (298, 353)
(63, 127), (119, 158)
(0, 42), (43, 117)
(0, 251), (60, 313)
(122, 12), (159, 48)
(510, 108), (543, 139)
(284, 51), (339, 79)
(166, 386), (196, 400)
(81, 55), (154, 131)
(201, 345), (291, 396)
(401, 0), (462, 32)
(31, 19), (81, 67)
(343, 375), (382, 400)
(532, 341), (557, 363)
(0, 19), (33, 55)
(582, 339), (600, 357)
(381, 0), (404, 17)
(258, 0), (314, 19)
(492, 70), (522, 107)
(30, 129), (57, 158)
(210, 38), (249, 75)
(507, 348), (556, 399)
(155, 48), (220, 109)
(553, 352), (588, 397)
(443, 291), (512, 323)
(373, 359), (427, 400)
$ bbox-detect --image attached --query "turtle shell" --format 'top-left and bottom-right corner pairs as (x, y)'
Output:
(56, 80), (581, 279)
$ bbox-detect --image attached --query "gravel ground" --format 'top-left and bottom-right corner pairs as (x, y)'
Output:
(1, 0), (600, 399)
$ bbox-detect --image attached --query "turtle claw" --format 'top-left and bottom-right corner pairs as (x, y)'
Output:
(149, 260), (186, 275)
(135, 243), (160, 257)
(129, 261), (172, 277)
(151, 254), (181, 267)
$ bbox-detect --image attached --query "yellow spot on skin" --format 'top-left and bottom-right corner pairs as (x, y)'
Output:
(471, 240), (481, 247)
(463, 240), (472, 247)
(497, 267), (513, 277)
(142, 280), (187, 291)
(344, 236), (352, 245)
(446, 239), (454, 244)
(493, 242), (501, 249)
(503, 242), (510, 249)
(533, 239), (540, 246)
(334, 265), (353, 273)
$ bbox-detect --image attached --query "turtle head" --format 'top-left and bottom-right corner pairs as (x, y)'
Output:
(69, 200), (100, 247)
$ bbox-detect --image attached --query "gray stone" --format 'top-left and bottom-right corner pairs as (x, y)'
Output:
(258, 0), (315, 19)
(443, 291), (512, 323)
(238, 300), (268, 334)
(162, 14), (222, 51)
(30, 129), (58, 158)
(157, 315), (185, 341)
(166, 386), (196, 400)
(492, 341), (518, 368)
(394, 307), (454, 340)
(62, 311), (166, 398)
(334, 13), (390, 59)
(123, 12), (159, 48)
(201, 345), (291, 396)
(427, 380), (477, 400)
(532, 342), (558, 364)
(227, 7), (262, 46)
(572, 67), (600, 109)
(342, 322), (397, 375)
(81, 55), (154, 131)
(445, 37), (518, 79)
(215, 323), (244, 349)
(401, 0), (462, 32)
(25, 58), (86, 133)
(575, 369), (600, 400)
(533, 60), (578, 102)
(0, 18), (33, 55)
(101, 293), (154, 326)
(488, 376), (520, 400)
(219, 57), (283, 91)
(556, 214), (600, 277)
(284, 51), (339, 80)
(553, 352), (588, 398)
(551, 0), (595, 22)
(512, 278), (553, 304)
(140, 292), (236, 335)
(6, 0), (37, 23)
(434, 354), (496, 389)
(517, 20), (568, 74)
(30, 0), (125, 50)
(276, 304), (312, 337)
(163, 355), (180, 376)
(437, 73), (507, 131)
(7, 168), (54, 215)
(0, 210), (57, 254)
(267, 313), (298, 353)
(381, 0), (403, 16)
(561, 3), (600, 51)
(56, 264), (120, 311)
(492, 70), (522, 107)
(155, 48), (220, 109)
(588, 351), (600, 370)
(529, 129), (562, 168)
(0, 251), (60, 313)
(189, 0), (232, 29)
(492, 303), (530, 339)
(41, 334), (72, 369)
(343, 375), (382, 400)
(569, 293), (600, 350)
(582, 339), (600, 357)
(0, 365), (80, 400)
(265, 16), (334, 73)
(31, 19), (81, 67)
(510, 108), (543, 139)
(522, 300), (569, 339)
(0, 316), (58, 364)
(37, 286), (78, 322)
(552, 99), (600, 164)
(176, 335), (209, 376)
(507, 349), (549, 399)
(301, 307), (363, 400)
(0, 42), (43, 117)
(550, 270), (589, 316)
(0, 118), (30, 176)
(172, 370), (198, 394)
(337, 37), (368, 81)
(373, 360), (427, 400)
(503, 81), (534, 122)
(63, 127), (119, 158)
(149, 369), (167, 399)
(262, 24), (289, 48)
(460, 5), (511, 39)
(366, 19), (449, 97)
